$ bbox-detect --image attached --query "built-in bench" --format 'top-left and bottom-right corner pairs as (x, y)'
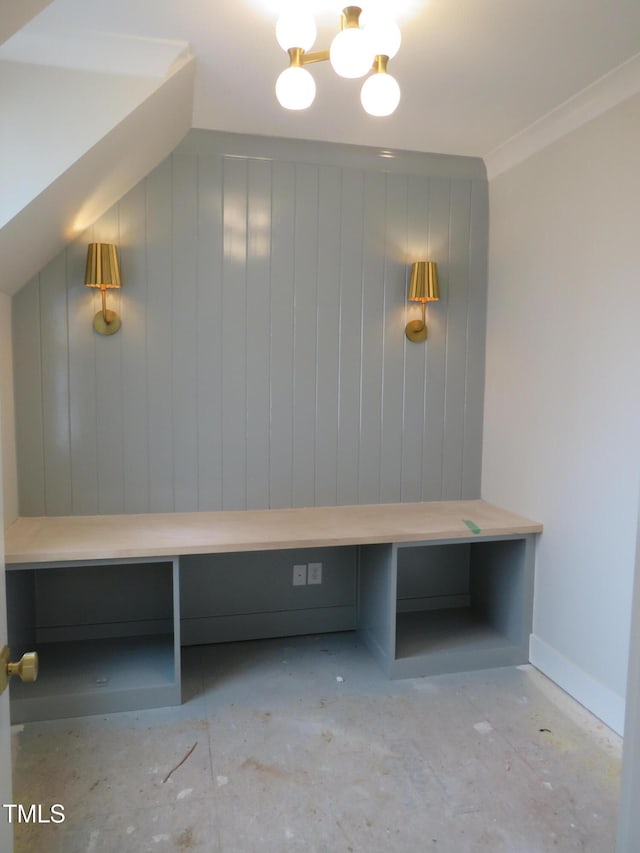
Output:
(4, 500), (542, 722)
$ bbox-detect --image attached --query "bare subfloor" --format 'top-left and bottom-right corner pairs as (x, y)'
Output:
(11, 632), (621, 852)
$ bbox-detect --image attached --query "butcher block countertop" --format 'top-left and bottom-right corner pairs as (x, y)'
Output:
(4, 500), (542, 565)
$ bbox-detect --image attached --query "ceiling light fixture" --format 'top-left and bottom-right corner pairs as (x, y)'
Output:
(275, 5), (401, 117)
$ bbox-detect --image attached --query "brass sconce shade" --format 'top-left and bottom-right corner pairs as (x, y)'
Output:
(405, 261), (439, 343)
(85, 243), (122, 335)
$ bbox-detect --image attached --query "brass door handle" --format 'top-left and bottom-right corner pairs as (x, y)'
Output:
(0, 645), (39, 695)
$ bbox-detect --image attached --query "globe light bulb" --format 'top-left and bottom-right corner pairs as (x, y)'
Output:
(359, 11), (401, 59)
(360, 71), (401, 117)
(276, 10), (317, 51)
(329, 27), (373, 79)
(275, 66), (316, 110)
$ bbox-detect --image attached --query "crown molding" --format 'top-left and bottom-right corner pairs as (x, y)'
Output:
(485, 52), (640, 181)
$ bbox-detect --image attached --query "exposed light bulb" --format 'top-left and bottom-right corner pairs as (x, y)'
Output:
(359, 11), (402, 59)
(329, 27), (373, 79)
(360, 70), (401, 117)
(276, 10), (317, 51)
(275, 66), (316, 110)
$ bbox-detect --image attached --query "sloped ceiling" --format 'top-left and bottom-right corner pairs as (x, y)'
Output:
(14, 0), (640, 159)
(1, 0), (639, 294)
(0, 28), (194, 295)
(0, 0), (53, 45)
(0, 56), (194, 296)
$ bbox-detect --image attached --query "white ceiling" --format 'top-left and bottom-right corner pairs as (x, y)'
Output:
(6, 0), (640, 161)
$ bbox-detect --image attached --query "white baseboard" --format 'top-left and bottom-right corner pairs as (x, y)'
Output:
(529, 634), (626, 735)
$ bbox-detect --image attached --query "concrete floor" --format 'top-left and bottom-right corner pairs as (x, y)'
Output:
(11, 632), (621, 852)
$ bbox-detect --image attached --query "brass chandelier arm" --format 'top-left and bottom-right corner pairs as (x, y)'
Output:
(286, 47), (392, 73)
(287, 47), (330, 67)
(300, 49), (331, 65)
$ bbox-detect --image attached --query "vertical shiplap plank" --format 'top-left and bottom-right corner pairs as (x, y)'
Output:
(197, 153), (224, 510)
(67, 229), (98, 514)
(119, 181), (149, 513)
(421, 176), (450, 501)
(171, 153), (199, 511)
(146, 159), (175, 512)
(269, 161), (295, 508)
(314, 165), (341, 508)
(93, 206), (125, 513)
(221, 156), (248, 509)
(12, 278), (45, 515)
(358, 171), (386, 504)
(246, 160), (272, 509)
(39, 252), (72, 515)
(442, 179), (472, 499)
(292, 164), (319, 507)
(401, 176), (430, 502)
(336, 169), (364, 506)
(379, 173), (408, 504)
(462, 179), (489, 498)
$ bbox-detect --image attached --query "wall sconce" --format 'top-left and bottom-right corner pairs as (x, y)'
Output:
(405, 261), (440, 343)
(275, 6), (401, 116)
(85, 243), (122, 335)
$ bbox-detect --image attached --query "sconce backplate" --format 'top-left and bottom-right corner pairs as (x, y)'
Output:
(405, 319), (427, 343)
(93, 310), (121, 336)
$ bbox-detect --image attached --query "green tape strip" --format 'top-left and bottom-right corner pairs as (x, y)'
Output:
(463, 519), (481, 535)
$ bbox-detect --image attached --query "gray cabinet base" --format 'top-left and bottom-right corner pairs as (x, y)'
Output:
(6, 532), (536, 721)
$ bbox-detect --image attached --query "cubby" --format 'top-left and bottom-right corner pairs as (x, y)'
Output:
(6, 558), (181, 723)
(359, 535), (536, 679)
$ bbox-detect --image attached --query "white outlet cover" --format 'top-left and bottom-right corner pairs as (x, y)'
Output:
(293, 564), (307, 585)
(308, 562), (322, 584)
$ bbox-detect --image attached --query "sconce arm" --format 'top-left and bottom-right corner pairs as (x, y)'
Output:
(405, 302), (429, 343)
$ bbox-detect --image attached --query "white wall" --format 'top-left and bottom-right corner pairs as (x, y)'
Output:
(0, 257), (13, 853)
(617, 488), (640, 850)
(0, 293), (17, 527)
(0, 433), (12, 850)
(483, 93), (640, 734)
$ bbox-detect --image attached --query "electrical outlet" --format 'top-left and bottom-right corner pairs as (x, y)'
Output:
(293, 564), (307, 586)
(308, 562), (322, 585)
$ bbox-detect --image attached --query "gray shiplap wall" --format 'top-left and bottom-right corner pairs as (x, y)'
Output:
(12, 130), (488, 516)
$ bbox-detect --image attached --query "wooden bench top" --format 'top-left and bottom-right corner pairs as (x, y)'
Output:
(4, 500), (542, 565)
